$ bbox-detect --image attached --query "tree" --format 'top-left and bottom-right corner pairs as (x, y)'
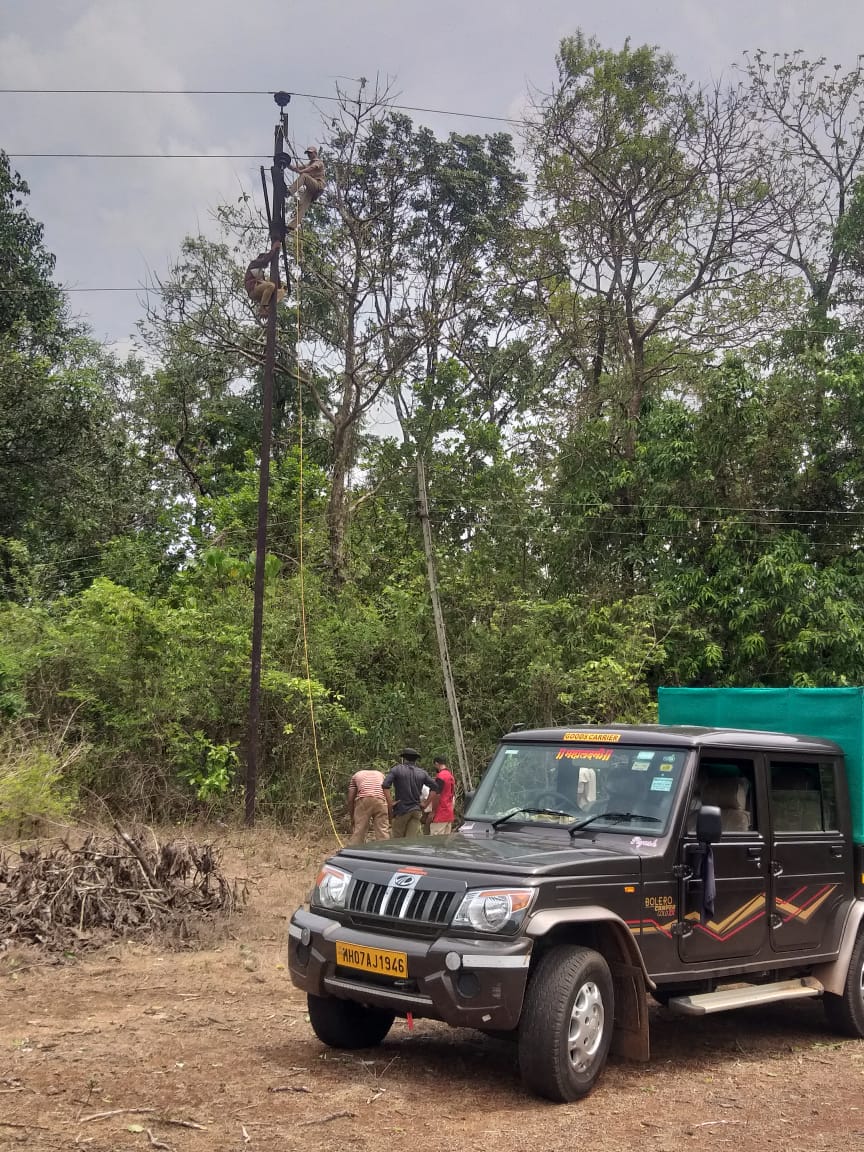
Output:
(0, 155), (161, 592)
(0, 151), (62, 341)
(743, 51), (864, 332)
(529, 35), (780, 447)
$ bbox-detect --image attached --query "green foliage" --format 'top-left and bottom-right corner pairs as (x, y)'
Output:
(171, 730), (239, 801)
(0, 728), (80, 831)
(7, 51), (864, 825)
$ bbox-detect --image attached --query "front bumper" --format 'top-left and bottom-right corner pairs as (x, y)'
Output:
(288, 906), (532, 1031)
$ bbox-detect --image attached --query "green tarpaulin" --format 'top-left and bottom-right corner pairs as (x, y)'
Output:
(657, 687), (864, 843)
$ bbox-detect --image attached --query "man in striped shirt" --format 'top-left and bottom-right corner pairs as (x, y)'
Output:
(347, 768), (391, 846)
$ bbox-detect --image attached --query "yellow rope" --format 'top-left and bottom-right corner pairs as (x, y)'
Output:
(292, 202), (344, 848)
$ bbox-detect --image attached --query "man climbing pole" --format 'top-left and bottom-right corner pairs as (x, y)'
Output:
(285, 146), (325, 230)
(244, 237), (285, 319)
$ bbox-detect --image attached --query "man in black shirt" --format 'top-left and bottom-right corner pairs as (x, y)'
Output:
(383, 748), (440, 838)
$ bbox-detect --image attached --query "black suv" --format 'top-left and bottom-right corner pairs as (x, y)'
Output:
(289, 726), (864, 1101)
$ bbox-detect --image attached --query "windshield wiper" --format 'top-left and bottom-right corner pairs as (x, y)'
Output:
(568, 811), (661, 838)
(492, 807), (576, 830)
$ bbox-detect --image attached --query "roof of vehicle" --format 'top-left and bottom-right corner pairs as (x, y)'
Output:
(502, 724), (842, 755)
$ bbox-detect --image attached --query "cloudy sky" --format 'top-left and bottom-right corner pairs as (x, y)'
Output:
(3, 0), (864, 351)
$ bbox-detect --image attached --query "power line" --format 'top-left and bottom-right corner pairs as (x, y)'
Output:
(0, 87), (527, 127)
(8, 153), (267, 160)
(64, 287), (162, 293)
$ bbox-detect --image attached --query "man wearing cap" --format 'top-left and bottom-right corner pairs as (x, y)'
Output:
(285, 146), (326, 230)
(383, 749), (441, 839)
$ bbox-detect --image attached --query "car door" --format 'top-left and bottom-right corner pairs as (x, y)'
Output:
(678, 751), (770, 964)
(768, 754), (852, 953)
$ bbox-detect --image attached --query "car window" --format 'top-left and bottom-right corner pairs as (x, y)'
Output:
(770, 759), (838, 832)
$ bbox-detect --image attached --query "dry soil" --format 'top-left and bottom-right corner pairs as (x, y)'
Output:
(2, 828), (864, 1151)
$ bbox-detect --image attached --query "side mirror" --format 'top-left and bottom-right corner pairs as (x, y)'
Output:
(696, 805), (722, 844)
(463, 789), (476, 809)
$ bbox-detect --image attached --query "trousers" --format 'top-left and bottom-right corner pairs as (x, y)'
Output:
(391, 809), (422, 839)
(251, 279), (285, 315)
(286, 175), (324, 230)
(349, 795), (390, 846)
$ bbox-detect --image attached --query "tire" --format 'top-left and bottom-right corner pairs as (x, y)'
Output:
(517, 946), (614, 1102)
(306, 993), (395, 1049)
(824, 929), (864, 1037)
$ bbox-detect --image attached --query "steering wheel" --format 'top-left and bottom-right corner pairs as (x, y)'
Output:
(533, 790), (579, 813)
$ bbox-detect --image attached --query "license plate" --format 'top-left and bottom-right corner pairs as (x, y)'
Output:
(336, 942), (408, 978)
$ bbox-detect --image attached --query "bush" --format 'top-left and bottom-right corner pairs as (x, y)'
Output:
(0, 728), (83, 833)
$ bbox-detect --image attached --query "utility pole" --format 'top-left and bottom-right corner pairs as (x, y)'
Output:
(245, 92), (291, 827)
(416, 453), (471, 794)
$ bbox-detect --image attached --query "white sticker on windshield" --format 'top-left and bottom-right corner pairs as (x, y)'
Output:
(650, 775), (673, 792)
(633, 752), (652, 771)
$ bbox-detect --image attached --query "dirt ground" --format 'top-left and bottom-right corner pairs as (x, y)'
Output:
(3, 828), (864, 1152)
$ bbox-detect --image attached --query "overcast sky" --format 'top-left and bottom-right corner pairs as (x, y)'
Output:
(3, 0), (864, 351)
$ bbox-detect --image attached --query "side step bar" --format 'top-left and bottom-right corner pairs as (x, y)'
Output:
(668, 976), (824, 1016)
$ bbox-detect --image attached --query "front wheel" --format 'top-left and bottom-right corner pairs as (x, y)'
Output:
(517, 945), (614, 1102)
(824, 928), (864, 1037)
(307, 993), (395, 1049)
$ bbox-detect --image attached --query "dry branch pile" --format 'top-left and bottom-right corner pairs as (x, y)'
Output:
(0, 828), (246, 950)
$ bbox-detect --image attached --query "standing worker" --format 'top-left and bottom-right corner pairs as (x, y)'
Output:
(383, 748), (440, 839)
(285, 146), (326, 230)
(426, 756), (456, 835)
(347, 767), (391, 846)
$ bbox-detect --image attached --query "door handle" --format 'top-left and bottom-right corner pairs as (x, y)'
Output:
(771, 860), (784, 877)
(829, 844), (844, 858)
(746, 846), (762, 860)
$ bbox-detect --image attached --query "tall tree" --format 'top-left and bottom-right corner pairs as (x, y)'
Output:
(0, 151), (62, 341)
(743, 51), (864, 331)
(529, 35), (779, 445)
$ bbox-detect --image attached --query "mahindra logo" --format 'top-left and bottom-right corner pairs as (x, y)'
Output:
(392, 872), (420, 889)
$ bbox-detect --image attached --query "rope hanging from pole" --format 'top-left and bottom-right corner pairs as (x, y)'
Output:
(292, 197), (344, 848)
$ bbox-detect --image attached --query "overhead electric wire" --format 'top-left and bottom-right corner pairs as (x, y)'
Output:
(0, 87), (527, 127)
(8, 153), (269, 159)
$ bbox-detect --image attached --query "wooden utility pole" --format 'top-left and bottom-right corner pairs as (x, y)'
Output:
(245, 94), (290, 827)
(416, 453), (471, 793)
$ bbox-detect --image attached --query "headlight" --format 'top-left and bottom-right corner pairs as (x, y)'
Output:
(452, 888), (535, 934)
(312, 864), (352, 910)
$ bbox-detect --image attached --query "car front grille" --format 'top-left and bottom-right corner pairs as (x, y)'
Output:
(347, 878), (459, 928)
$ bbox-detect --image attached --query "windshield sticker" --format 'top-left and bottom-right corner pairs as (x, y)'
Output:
(631, 836), (659, 850)
(660, 760), (675, 772)
(563, 731), (621, 742)
(632, 760), (649, 771)
(556, 747), (613, 761)
(650, 775), (673, 792)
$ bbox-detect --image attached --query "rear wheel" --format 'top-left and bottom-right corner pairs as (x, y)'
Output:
(824, 929), (864, 1037)
(307, 993), (395, 1049)
(517, 945), (614, 1102)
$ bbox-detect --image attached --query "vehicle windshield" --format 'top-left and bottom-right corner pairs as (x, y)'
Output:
(467, 740), (688, 835)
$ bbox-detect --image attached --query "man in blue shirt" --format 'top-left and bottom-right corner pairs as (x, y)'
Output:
(383, 748), (440, 838)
